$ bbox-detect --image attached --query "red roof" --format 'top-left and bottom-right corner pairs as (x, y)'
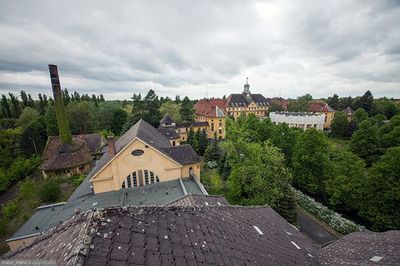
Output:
(309, 102), (335, 112)
(194, 98), (227, 117)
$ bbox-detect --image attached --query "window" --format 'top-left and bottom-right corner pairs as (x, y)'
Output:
(172, 141), (176, 146)
(211, 122), (214, 131)
(156, 175), (160, 182)
(126, 174), (132, 188)
(144, 170), (149, 184)
(132, 171), (137, 187)
(150, 171), (155, 183)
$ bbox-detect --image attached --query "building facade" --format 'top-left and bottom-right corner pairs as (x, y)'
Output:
(194, 98), (227, 139)
(309, 102), (336, 129)
(89, 119), (201, 194)
(226, 78), (269, 118)
(269, 112), (325, 131)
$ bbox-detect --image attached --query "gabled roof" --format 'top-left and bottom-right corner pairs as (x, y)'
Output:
(194, 98), (227, 117)
(160, 145), (201, 165)
(159, 114), (174, 125)
(89, 119), (200, 180)
(309, 102), (335, 113)
(157, 127), (180, 140)
(343, 107), (354, 115)
(227, 93), (268, 107)
(4, 205), (319, 265)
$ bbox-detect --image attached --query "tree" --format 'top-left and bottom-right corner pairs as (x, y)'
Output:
(8, 93), (21, 118)
(44, 105), (59, 136)
(327, 94), (340, 110)
(288, 94), (312, 112)
(270, 123), (300, 167)
(330, 111), (349, 138)
(359, 147), (400, 230)
(379, 115), (400, 151)
(354, 108), (368, 126)
(274, 186), (297, 224)
(350, 120), (380, 165)
(63, 88), (71, 104)
(142, 90), (162, 126)
(111, 109), (128, 135)
(180, 96), (194, 122)
(1, 95), (11, 118)
(160, 101), (181, 122)
(325, 151), (366, 212)
(37, 93), (48, 115)
(68, 101), (95, 134)
(20, 117), (47, 155)
(356, 90), (374, 114)
(292, 129), (331, 197)
(204, 138), (221, 163)
(196, 128), (209, 155)
(187, 127), (195, 146)
(16, 107), (40, 129)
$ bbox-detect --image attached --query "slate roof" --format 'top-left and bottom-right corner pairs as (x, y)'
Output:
(168, 194), (229, 207)
(88, 119), (200, 180)
(157, 127), (180, 140)
(160, 114), (174, 125)
(4, 205), (319, 265)
(191, 121), (209, 127)
(227, 93), (268, 107)
(309, 102), (335, 113)
(194, 98), (227, 117)
(160, 145), (201, 165)
(41, 133), (103, 171)
(317, 230), (400, 265)
(343, 106), (354, 115)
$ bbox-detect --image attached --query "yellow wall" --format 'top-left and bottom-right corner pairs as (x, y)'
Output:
(91, 138), (199, 194)
(322, 112), (335, 129)
(227, 103), (268, 119)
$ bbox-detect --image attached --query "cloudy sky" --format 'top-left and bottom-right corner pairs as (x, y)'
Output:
(0, 0), (399, 100)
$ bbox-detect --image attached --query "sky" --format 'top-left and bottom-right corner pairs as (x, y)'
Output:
(0, 0), (399, 100)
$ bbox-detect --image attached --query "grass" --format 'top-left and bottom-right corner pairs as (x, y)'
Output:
(0, 173), (83, 255)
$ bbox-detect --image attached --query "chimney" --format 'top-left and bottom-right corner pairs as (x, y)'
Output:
(107, 136), (116, 157)
(48, 64), (72, 144)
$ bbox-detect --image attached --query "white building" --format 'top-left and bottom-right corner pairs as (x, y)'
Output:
(269, 112), (325, 131)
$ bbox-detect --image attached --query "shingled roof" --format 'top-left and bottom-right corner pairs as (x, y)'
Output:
(40, 135), (100, 171)
(194, 98), (227, 117)
(159, 114), (174, 126)
(88, 119), (199, 179)
(309, 102), (335, 113)
(4, 205), (319, 265)
(227, 93), (268, 107)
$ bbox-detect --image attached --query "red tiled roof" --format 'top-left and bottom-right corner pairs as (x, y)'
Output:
(309, 102), (335, 112)
(194, 98), (227, 117)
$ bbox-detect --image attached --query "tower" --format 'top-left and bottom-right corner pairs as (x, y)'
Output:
(243, 77), (250, 95)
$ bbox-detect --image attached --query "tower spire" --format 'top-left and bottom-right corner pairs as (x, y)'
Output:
(243, 77), (250, 94)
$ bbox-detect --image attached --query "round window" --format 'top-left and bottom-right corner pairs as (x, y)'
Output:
(131, 149), (144, 156)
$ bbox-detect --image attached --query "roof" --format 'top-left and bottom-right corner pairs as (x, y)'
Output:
(191, 121), (209, 127)
(41, 133), (103, 171)
(343, 106), (354, 115)
(160, 145), (201, 165)
(317, 230), (400, 265)
(88, 119), (200, 179)
(159, 114), (174, 125)
(272, 111), (325, 117)
(227, 93), (268, 107)
(7, 177), (206, 243)
(194, 98), (227, 117)
(157, 127), (180, 140)
(168, 194), (229, 207)
(4, 205), (319, 265)
(309, 102), (335, 113)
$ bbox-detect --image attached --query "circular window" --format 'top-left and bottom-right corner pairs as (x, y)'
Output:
(131, 149), (144, 156)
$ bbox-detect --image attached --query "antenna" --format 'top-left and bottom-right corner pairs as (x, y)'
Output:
(206, 84), (208, 98)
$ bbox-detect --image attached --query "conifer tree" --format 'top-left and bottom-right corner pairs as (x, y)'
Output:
(1, 94), (11, 118)
(274, 187), (297, 225)
(180, 96), (194, 122)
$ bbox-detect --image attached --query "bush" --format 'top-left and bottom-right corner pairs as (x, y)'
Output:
(294, 188), (365, 234)
(2, 201), (19, 220)
(40, 179), (60, 203)
(71, 174), (85, 186)
(19, 178), (36, 200)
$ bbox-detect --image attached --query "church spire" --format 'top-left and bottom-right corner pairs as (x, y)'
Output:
(243, 77), (250, 94)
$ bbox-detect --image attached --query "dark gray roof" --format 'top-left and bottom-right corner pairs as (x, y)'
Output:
(191, 121), (209, 127)
(317, 230), (400, 265)
(160, 114), (174, 125)
(168, 194), (229, 207)
(7, 177), (206, 243)
(160, 145), (201, 165)
(157, 127), (180, 140)
(88, 119), (200, 180)
(5, 205), (319, 265)
(227, 93), (268, 107)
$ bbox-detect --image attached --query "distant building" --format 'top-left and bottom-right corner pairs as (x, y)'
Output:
(309, 102), (336, 129)
(343, 106), (354, 117)
(194, 98), (227, 139)
(270, 112), (325, 131)
(226, 78), (269, 118)
(158, 115), (211, 142)
(268, 97), (289, 111)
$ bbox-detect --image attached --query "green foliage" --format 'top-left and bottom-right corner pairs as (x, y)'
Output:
(16, 107), (40, 129)
(180, 96), (194, 122)
(204, 139), (221, 163)
(287, 94), (312, 112)
(330, 111), (349, 138)
(111, 109), (128, 135)
(274, 187), (297, 224)
(71, 174), (85, 186)
(379, 115), (400, 150)
(359, 147), (400, 231)
(196, 129), (209, 155)
(40, 179), (60, 203)
(68, 101), (96, 134)
(160, 101), (181, 122)
(2, 201), (19, 220)
(292, 129), (331, 196)
(355, 90), (374, 114)
(19, 178), (37, 200)
(142, 90), (162, 126)
(350, 120), (380, 165)
(0, 127), (22, 167)
(327, 94), (340, 110)
(44, 105), (59, 136)
(354, 108), (368, 126)
(20, 117), (47, 155)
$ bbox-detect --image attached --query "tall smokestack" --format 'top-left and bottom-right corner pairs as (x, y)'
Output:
(48, 64), (72, 144)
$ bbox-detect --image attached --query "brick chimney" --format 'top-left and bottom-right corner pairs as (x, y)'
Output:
(48, 64), (72, 144)
(107, 136), (116, 157)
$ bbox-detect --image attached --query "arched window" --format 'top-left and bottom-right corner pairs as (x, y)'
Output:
(121, 170), (160, 189)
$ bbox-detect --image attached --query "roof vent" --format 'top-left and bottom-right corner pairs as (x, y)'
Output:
(253, 226), (263, 235)
(369, 256), (383, 262)
(91, 202), (98, 207)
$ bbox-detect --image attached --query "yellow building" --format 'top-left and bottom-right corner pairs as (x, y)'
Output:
(226, 78), (269, 118)
(90, 119), (201, 194)
(309, 102), (336, 129)
(194, 98), (227, 139)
